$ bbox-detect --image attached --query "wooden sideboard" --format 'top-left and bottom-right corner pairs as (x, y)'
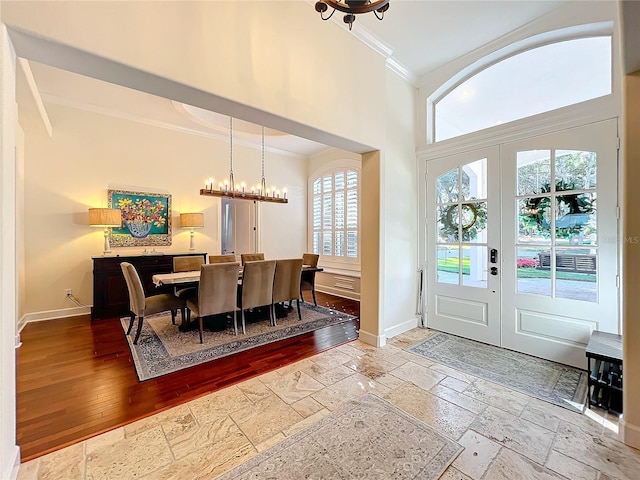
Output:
(92, 252), (207, 320)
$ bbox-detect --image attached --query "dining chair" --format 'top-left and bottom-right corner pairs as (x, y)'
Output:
(120, 262), (186, 344)
(273, 258), (304, 323)
(186, 263), (240, 343)
(172, 255), (205, 301)
(238, 259), (276, 334)
(209, 254), (237, 264)
(300, 253), (320, 306)
(240, 253), (265, 265)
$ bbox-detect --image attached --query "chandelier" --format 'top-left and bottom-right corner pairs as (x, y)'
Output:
(315, 0), (390, 30)
(200, 119), (288, 204)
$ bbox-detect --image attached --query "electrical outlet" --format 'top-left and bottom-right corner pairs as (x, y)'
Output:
(65, 289), (72, 296)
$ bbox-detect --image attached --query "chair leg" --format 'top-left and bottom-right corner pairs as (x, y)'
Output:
(241, 310), (246, 335)
(312, 288), (317, 306)
(233, 310), (238, 336)
(171, 309), (176, 325)
(126, 314), (136, 335)
(133, 316), (144, 344)
(296, 299), (301, 320)
(198, 317), (204, 344)
(272, 303), (277, 327)
(300, 289), (305, 303)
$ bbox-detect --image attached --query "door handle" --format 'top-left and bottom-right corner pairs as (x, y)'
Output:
(490, 267), (498, 276)
(490, 249), (498, 264)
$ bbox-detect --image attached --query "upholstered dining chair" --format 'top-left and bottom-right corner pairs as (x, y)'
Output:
(120, 262), (186, 344)
(272, 258), (304, 323)
(238, 259), (276, 334)
(186, 263), (240, 343)
(209, 254), (237, 264)
(172, 255), (205, 301)
(240, 253), (265, 265)
(300, 253), (320, 306)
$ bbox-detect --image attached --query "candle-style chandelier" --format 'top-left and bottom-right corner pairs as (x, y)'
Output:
(200, 119), (288, 204)
(315, 0), (390, 31)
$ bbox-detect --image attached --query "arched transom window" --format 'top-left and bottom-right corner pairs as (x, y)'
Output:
(434, 36), (612, 142)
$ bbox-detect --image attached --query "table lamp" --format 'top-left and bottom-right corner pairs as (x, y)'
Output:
(180, 213), (204, 251)
(89, 208), (122, 255)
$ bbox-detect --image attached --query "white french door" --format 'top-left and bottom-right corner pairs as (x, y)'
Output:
(501, 120), (619, 367)
(426, 120), (619, 368)
(426, 146), (502, 346)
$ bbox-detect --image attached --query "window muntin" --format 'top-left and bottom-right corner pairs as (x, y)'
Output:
(435, 36), (612, 142)
(311, 168), (359, 263)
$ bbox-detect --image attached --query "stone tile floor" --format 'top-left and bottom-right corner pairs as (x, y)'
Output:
(17, 328), (639, 480)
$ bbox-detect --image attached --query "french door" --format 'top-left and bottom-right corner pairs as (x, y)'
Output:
(427, 146), (502, 346)
(426, 120), (619, 367)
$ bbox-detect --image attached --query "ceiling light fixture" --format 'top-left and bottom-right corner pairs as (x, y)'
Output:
(315, 0), (390, 30)
(200, 119), (288, 204)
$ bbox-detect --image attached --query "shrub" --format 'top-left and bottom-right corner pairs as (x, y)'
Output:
(517, 258), (539, 268)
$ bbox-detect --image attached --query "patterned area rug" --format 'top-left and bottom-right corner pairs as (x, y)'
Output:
(407, 332), (588, 413)
(121, 304), (356, 381)
(217, 393), (462, 480)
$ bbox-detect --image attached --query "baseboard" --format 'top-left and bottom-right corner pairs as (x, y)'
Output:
(18, 306), (90, 331)
(384, 316), (419, 339)
(315, 286), (360, 301)
(2, 445), (20, 480)
(358, 328), (386, 347)
(619, 417), (640, 449)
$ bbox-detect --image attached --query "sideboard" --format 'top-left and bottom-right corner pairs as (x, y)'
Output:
(92, 252), (207, 320)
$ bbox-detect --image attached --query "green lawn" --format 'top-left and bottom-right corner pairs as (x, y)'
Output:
(517, 267), (596, 282)
(438, 257), (470, 274)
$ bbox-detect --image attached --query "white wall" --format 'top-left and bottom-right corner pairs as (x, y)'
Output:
(21, 103), (306, 316)
(381, 69), (418, 338)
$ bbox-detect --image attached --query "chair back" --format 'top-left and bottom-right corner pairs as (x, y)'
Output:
(241, 260), (276, 310)
(209, 254), (237, 264)
(241, 253), (265, 265)
(273, 258), (303, 304)
(173, 255), (205, 272)
(302, 253), (319, 267)
(120, 262), (145, 316)
(197, 263), (240, 317)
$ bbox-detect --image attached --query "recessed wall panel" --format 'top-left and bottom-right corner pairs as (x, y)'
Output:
(436, 295), (487, 325)
(517, 309), (595, 346)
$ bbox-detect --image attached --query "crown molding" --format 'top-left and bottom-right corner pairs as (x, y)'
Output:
(18, 58), (53, 137)
(41, 94), (311, 160)
(385, 57), (416, 85)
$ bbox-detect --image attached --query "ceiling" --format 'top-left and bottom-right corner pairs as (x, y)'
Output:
(16, 1), (570, 156)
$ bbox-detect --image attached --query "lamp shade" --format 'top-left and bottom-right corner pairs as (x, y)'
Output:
(180, 213), (204, 228)
(89, 208), (122, 227)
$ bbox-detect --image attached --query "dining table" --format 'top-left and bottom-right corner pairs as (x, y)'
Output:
(152, 265), (322, 287)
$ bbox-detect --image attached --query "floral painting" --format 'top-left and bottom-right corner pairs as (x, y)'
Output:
(108, 189), (172, 247)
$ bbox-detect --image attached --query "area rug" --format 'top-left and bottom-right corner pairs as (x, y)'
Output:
(407, 332), (588, 413)
(121, 304), (356, 381)
(216, 393), (462, 480)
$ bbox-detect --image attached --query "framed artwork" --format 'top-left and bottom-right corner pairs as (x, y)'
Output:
(108, 189), (172, 247)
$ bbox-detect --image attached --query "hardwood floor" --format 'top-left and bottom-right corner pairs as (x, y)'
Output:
(16, 292), (359, 462)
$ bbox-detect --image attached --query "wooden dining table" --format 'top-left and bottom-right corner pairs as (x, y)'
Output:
(152, 265), (322, 287)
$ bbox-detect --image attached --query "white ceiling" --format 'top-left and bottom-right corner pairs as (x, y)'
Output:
(17, 1), (571, 156)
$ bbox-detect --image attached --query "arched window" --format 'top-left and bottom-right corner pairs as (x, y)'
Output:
(308, 160), (360, 269)
(434, 36), (612, 142)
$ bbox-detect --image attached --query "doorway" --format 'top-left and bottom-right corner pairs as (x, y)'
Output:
(426, 120), (619, 367)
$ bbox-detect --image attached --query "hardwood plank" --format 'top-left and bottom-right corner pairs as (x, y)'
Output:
(16, 292), (359, 461)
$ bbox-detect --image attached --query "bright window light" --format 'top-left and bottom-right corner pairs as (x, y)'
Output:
(435, 37), (612, 142)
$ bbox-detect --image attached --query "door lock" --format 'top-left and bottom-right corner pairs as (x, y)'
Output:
(490, 249), (498, 264)
(490, 267), (498, 276)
